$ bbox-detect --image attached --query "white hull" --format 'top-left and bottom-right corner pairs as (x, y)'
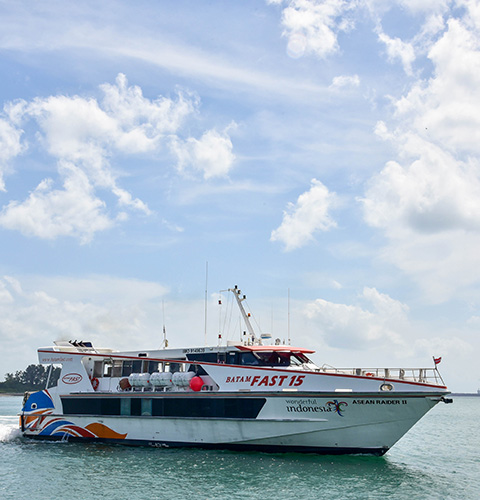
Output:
(22, 393), (440, 455)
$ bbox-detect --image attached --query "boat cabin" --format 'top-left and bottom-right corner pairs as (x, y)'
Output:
(186, 345), (315, 368)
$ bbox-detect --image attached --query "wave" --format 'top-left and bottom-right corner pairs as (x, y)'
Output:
(0, 420), (22, 442)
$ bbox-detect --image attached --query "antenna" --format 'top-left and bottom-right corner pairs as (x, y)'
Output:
(218, 292), (223, 340)
(288, 288), (291, 345)
(204, 261), (208, 346)
(161, 300), (168, 348)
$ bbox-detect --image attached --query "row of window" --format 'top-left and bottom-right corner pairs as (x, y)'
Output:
(94, 360), (184, 378)
(61, 396), (266, 419)
(92, 351), (311, 379)
(188, 351), (310, 367)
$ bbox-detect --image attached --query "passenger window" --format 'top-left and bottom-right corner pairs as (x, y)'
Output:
(168, 363), (181, 373)
(112, 361), (122, 377)
(141, 399), (152, 416)
(122, 361), (133, 377)
(132, 360), (142, 373)
(277, 354), (290, 365)
(148, 361), (159, 373)
(120, 398), (131, 416)
(240, 352), (260, 365)
(93, 361), (103, 378)
(103, 362), (112, 377)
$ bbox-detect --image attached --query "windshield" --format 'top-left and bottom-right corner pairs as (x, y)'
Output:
(289, 353), (311, 365)
(239, 351), (311, 367)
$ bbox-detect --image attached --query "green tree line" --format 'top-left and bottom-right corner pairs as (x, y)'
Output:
(0, 364), (61, 393)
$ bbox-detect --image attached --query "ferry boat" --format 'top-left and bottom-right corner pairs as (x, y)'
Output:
(21, 286), (452, 455)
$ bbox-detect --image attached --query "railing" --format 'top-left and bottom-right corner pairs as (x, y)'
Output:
(317, 364), (446, 386)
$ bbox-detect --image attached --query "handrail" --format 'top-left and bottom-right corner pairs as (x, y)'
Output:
(317, 365), (445, 386)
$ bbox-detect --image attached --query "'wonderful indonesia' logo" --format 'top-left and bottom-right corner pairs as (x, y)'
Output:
(286, 399), (348, 416)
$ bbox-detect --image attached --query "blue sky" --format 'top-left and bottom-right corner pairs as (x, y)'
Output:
(1, 0), (479, 391)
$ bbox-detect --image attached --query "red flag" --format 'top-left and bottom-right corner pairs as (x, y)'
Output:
(433, 356), (442, 365)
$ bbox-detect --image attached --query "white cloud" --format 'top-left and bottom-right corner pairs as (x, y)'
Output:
(100, 74), (198, 151)
(171, 126), (236, 179)
(279, 0), (358, 59)
(0, 281), (14, 304)
(382, 231), (480, 302)
(111, 185), (151, 215)
(362, 5), (480, 301)
(363, 0), (450, 17)
(304, 287), (409, 350)
(22, 73), (196, 199)
(26, 94), (117, 163)
(0, 74), (234, 242)
(377, 31), (416, 75)
(413, 19), (480, 154)
(302, 287), (469, 371)
(271, 179), (337, 251)
(0, 162), (113, 243)
(363, 137), (480, 233)
(275, 1), (443, 74)
(363, 1), (451, 75)
(329, 74), (360, 90)
(394, 0), (451, 15)
(0, 118), (23, 191)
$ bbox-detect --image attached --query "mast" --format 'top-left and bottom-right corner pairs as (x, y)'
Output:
(228, 285), (256, 342)
(204, 261), (208, 346)
(161, 300), (168, 348)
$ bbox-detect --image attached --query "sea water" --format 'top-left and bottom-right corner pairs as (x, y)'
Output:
(0, 395), (478, 500)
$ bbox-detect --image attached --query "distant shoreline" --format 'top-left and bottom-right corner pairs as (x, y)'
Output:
(450, 393), (480, 397)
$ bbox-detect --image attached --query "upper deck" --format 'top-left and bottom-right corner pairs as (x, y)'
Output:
(37, 339), (447, 395)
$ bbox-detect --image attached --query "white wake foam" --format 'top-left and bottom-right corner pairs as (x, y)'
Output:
(0, 419), (22, 442)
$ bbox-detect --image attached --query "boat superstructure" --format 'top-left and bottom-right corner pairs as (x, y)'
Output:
(21, 286), (452, 455)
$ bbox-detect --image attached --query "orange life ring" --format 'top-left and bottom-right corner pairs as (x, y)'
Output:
(365, 372), (375, 377)
(91, 377), (99, 390)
